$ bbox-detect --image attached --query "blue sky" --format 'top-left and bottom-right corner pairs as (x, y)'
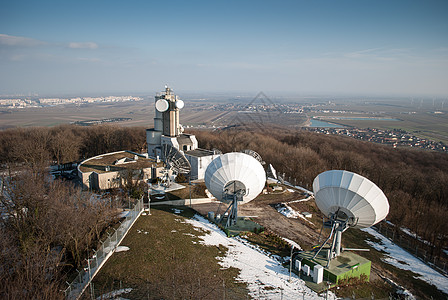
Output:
(1, 0), (447, 96)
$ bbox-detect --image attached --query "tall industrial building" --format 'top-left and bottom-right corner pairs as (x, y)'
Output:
(146, 86), (217, 180)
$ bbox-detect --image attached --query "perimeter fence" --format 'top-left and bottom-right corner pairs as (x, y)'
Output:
(373, 223), (447, 276)
(64, 197), (144, 300)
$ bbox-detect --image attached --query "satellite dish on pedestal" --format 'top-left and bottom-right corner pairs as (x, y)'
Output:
(205, 152), (266, 227)
(312, 170), (389, 266)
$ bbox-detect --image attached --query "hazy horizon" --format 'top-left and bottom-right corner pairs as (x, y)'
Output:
(1, 0), (447, 97)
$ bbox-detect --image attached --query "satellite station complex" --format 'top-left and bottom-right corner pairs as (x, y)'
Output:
(77, 86), (390, 291)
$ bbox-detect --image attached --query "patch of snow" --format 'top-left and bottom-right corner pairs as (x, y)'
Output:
(287, 196), (313, 204)
(383, 277), (416, 300)
(385, 220), (395, 226)
(172, 208), (183, 214)
(400, 227), (433, 246)
(277, 203), (301, 219)
(286, 197), (311, 204)
(115, 246), (130, 252)
(443, 249), (448, 256)
(118, 211), (129, 218)
(183, 214), (332, 299)
(103, 246), (114, 254)
(171, 230), (177, 233)
(397, 287), (416, 300)
(95, 288), (132, 300)
(287, 188), (295, 193)
(205, 189), (215, 199)
(282, 237), (303, 251)
(276, 204), (314, 225)
(362, 227), (448, 295)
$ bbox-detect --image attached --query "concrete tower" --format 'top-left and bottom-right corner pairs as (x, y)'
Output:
(157, 86), (181, 137)
(146, 86), (218, 180)
(147, 86), (194, 157)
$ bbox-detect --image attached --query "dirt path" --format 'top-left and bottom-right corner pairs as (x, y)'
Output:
(192, 191), (321, 249)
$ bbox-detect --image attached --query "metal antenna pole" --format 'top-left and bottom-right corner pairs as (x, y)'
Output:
(189, 176), (192, 208)
(289, 245), (294, 282)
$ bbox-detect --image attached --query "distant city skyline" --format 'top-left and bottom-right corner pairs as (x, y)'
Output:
(1, 0), (447, 97)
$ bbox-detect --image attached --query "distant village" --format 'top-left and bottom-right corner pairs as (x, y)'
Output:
(305, 126), (448, 153)
(0, 96), (143, 108)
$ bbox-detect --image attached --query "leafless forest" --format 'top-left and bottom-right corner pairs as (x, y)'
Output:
(0, 124), (447, 299)
(0, 125), (146, 299)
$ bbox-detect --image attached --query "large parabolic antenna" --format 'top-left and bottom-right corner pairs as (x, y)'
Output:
(162, 144), (191, 174)
(313, 170), (389, 228)
(312, 170), (389, 265)
(205, 152), (266, 227)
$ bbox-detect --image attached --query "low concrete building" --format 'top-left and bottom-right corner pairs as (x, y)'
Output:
(78, 150), (164, 190)
(185, 148), (219, 180)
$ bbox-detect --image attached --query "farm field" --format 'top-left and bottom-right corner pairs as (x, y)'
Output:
(1, 95), (446, 144)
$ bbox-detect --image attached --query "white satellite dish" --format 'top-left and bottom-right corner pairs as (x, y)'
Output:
(312, 170), (389, 265)
(205, 152), (266, 227)
(175, 99), (184, 109)
(155, 99), (169, 112)
(162, 144), (191, 175)
(313, 170), (389, 229)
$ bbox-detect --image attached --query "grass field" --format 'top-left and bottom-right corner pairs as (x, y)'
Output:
(88, 206), (249, 300)
(86, 201), (447, 299)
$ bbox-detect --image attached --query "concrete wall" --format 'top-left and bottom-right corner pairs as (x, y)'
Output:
(186, 154), (217, 180)
(151, 198), (216, 206)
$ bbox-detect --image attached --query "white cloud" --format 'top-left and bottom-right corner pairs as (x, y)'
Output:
(0, 34), (45, 47)
(68, 42), (98, 49)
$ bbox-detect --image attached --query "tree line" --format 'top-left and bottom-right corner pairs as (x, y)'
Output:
(0, 124), (147, 168)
